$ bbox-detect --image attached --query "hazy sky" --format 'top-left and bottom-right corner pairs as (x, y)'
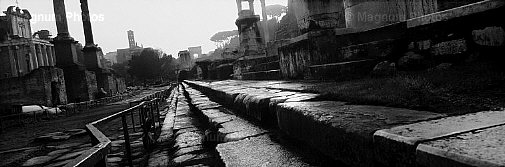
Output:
(0, 0), (287, 56)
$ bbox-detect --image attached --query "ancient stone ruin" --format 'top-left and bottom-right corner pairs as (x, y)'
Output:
(193, 0), (504, 81)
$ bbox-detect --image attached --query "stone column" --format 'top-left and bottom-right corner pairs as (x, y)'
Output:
(30, 44), (39, 69)
(80, 0), (95, 46)
(260, 0), (269, 43)
(248, 0), (255, 13)
(47, 46), (54, 66)
(292, 0), (346, 33)
(36, 44), (44, 67)
(236, 0), (242, 13)
(80, 0), (102, 70)
(53, 0), (79, 67)
(42, 45), (49, 66)
(25, 45), (34, 71)
(53, 0), (71, 39)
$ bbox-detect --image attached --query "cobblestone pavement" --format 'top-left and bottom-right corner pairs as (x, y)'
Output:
(0, 87), (171, 167)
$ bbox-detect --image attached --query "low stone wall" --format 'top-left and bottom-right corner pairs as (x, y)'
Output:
(0, 67), (67, 114)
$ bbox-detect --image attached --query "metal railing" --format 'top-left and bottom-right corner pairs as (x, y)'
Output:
(65, 87), (173, 167)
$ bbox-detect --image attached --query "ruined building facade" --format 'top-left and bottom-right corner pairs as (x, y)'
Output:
(0, 7), (58, 79)
(0, 6), (67, 111)
(274, 0), (504, 80)
(178, 50), (194, 71)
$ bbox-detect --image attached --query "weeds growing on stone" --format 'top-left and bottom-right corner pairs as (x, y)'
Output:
(310, 62), (505, 115)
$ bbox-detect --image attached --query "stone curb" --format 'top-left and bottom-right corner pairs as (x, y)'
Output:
(374, 110), (505, 166)
(184, 81), (319, 127)
(157, 87), (179, 144)
(148, 86), (180, 167)
(184, 80), (505, 167)
(276, 101), (443, 166)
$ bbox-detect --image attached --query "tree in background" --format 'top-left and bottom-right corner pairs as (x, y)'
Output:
(160, 54), (178, 81)
(265, 5), (287, 20)
(210, 30), (239, 48)
(263, 4), (288, 42)
(111, 63), (133, 85)
(128, 48), (163, 85)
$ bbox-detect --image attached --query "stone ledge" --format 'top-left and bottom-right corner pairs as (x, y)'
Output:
(407, 0), (505, 28)
(375, 110), (505, 166)
(416, 124), (505, 167)
(185, 80), (505, 167)
(276, 101), (443, 166)
(185, 81), (319, 125)
(216, 134), (312, 167)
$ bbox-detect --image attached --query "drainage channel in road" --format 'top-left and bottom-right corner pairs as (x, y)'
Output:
(164, 84), (344, 166)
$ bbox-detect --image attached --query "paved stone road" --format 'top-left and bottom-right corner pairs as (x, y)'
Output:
(148, 83), (341, 167)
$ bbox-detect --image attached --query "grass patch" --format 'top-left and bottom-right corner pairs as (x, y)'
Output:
(307, 62), (505, 115)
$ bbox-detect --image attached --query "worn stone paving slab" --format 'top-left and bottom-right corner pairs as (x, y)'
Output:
(216, 135), (312, 167)
(174, 127), (200, 137)
(195, 103), (222, 110)
(374, 110), (505, 166)
(261, 82), (319, 91)
(158, 108), (175, 143)
(201, 109), (230, 119)
(173, 145), (206, 157)
(171, 152), (217, 166)
(166, 86), (225, 167)
(416, 124), (505, 167)
(277, 101), (444, 167)
(174, 121), (202, 130)
(174, 130), (203, 150)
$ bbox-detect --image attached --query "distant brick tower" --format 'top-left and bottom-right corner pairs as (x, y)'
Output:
(128, 30), (136, 49)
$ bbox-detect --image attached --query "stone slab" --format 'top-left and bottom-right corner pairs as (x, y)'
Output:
(216, 135), (312, 167)
(22, 156), (54, 166)
(374, 110), (505, 166)
(416, 124), (505, 167)
(276, 101), (443, 166)
(158, 107), (175, 143)
(174, 131), (204, 149)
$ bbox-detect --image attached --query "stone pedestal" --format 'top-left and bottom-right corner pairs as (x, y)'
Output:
(291, 0), (346, 33)
(83, 45), (102, 70)
(53, 38), (80, 68)
(236, 11), (265, 57)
